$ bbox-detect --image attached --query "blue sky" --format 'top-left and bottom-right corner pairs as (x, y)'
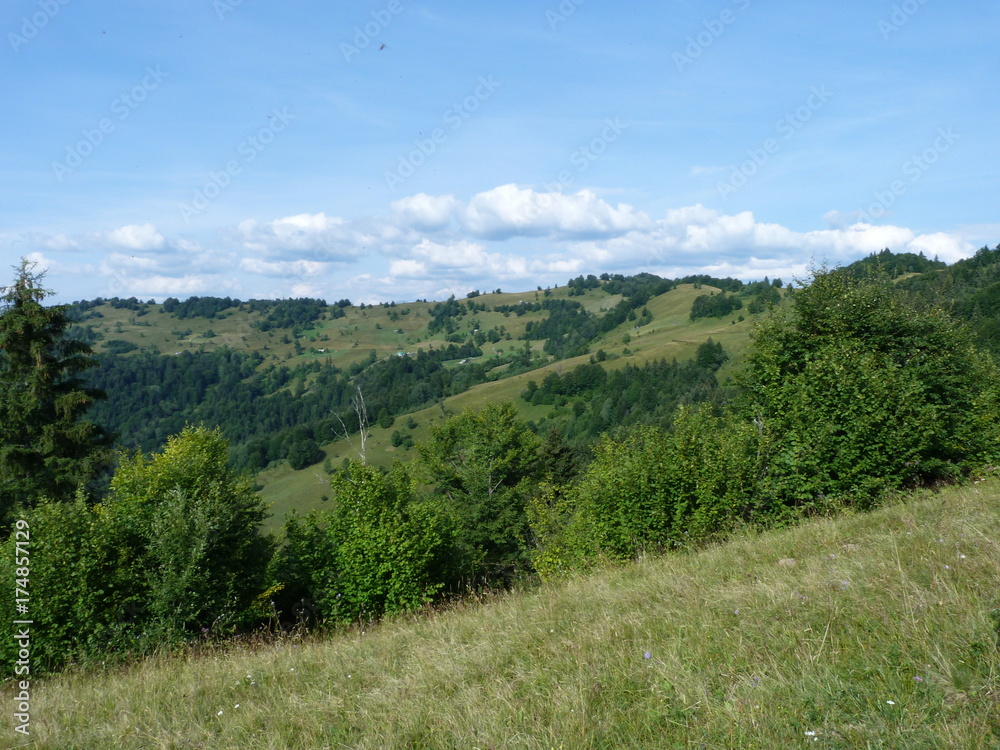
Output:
(2, 0), (998, 304)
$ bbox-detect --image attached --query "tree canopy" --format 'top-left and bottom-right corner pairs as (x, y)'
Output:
(0, 259), (111, 524)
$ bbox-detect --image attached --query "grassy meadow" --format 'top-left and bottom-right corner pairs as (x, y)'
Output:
(13, 476), (1000, 748)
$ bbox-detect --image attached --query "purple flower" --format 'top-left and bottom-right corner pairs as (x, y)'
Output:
(644, 652), (651, 659)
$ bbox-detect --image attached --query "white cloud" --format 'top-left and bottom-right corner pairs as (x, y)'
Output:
(461, 184), (651, 239)
(14, 186), (983, 305)
(233, 213), (370, 262)
(390, 193), (461, 229)
(388, 259), (428, 278)
(239, 258), (327, 278)
(104, 223), (165, 252)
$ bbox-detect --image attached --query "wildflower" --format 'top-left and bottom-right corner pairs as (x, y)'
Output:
(234, 704), (240, 708)
(805, 731), (816, 736)
(886, 700), (896, 705)
(644, 652), (651, 659)
(959, 554), (966, 559)
(914, 676), (923, 682)
(217, 710), (224, 716)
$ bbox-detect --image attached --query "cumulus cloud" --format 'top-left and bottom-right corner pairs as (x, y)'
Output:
(460, 184), (651, 240)
(562, 204), (974, 279)
(390, 193), (461, 229)
(104, 223), (165, 252)
(239, 258), (328, 278)
(12, 184), (981, 304)
(232, 213), (386, 263)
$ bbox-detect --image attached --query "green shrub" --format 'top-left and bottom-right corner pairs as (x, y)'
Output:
(0, 494), (114, 674)
(741, 267), (1000, 512)
(418, 402), (540, 584)
(272, 462), (456, 624)
(101, 426), (274, 642)
(530, 406), (759, 574)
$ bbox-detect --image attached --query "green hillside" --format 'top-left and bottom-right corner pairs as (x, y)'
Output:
(70, 275), (768, 527)
(24, 477), (1000, 749)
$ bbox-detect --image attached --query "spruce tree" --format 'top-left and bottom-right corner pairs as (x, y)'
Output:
(0, 259), (112, 524)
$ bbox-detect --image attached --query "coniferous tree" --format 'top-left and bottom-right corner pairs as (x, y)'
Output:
(0, 259), (112, 524)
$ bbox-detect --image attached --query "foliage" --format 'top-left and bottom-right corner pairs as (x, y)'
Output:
(0, 427), (273, 675)
(0, 494), (113, 673)
(418, 402), (541, 584)
(842, 247), (947, 279)
(0, 259), (112, 525)
(250, 298), (328, 331)
(522, 340), (726, 444)
(740, 266), (1000, 512)
(287, 438), (324, 470)
(104, 426), (274, 639)
(271, 462), (455, 623)
(896, 243), (1000, 356)
(690, 291), (743, 320)
(532, 406), (759, 572)
(162, 295), (241, 320)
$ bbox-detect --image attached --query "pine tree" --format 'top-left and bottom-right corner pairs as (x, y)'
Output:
(0, 259), (112, 524)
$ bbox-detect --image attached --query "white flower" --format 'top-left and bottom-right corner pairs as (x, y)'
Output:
(886, 700), (896, 705)
(805, 730), (816, 736)
(217, 710), (224, 716)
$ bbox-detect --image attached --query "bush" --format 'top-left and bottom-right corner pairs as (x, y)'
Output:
(740, 267), (1000, 512)
(0, 427), (274, 675)
(0, 494), (114, 674)
(531, 406), (759, 573)
(271, 462), (455, 624)
(287, 438), (324, 470)
(101, 427), (274, 641)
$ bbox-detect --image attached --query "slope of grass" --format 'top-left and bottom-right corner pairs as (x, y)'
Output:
(21, 478), (1000, 748)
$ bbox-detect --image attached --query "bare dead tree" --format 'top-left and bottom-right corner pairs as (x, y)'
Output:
(332, 384), (371, 465)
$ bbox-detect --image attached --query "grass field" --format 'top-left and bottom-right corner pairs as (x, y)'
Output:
(16, 476), (1000, 748)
